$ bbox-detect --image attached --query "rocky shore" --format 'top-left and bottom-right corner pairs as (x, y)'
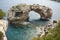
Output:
(35, 20), (59, 37)
(0, 20), (8, 40)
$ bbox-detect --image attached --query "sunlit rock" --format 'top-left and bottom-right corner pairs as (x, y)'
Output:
(8, 3), (52, 24)
(0, 20), (8, 40)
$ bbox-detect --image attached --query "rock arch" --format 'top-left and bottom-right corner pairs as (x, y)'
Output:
(8, 4), (52, 24)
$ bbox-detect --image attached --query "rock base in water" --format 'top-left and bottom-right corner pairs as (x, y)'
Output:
(8, 3), (52, 24)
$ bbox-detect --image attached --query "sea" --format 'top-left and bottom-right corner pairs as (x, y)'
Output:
(0, 0), (60, 40)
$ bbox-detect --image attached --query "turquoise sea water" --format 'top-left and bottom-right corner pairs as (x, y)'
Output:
(6, 20), (48, 40)
(0, 0), (60, 40)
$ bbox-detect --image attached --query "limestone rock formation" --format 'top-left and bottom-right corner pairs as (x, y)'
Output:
(0, 20), (8, 40)
(8, 4), (52, 24)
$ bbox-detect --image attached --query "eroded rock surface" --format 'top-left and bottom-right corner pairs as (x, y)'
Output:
(0, 20), (8, 40)
(8, 4), (52, 24)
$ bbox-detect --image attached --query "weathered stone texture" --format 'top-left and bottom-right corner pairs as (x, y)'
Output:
(0, 20), (8, 40)
(8, 4), (52, 24)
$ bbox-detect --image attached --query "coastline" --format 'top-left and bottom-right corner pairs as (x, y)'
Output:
(0, 19), (8, 40)
(34, 19), (60, 38)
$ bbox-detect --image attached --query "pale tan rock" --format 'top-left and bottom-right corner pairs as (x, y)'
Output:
(8, 4), (52, 24)
(0, 20), (8, 40)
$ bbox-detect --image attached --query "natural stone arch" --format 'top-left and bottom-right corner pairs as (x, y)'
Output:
(8, 4), (52, 24)
(30, 4), (52, 20)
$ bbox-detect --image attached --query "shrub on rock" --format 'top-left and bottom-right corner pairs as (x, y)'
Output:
(0, 9), (6, 19)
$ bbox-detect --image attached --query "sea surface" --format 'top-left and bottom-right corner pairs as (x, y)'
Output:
(0, 0), (60, 40)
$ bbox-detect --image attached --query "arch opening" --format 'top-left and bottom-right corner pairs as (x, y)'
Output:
(28, 11), (40, 21)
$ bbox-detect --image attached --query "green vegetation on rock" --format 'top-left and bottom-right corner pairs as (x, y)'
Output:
(32, 20), (60, 40)
(0, 31), (4, 40)
(0, 9), (6, 19)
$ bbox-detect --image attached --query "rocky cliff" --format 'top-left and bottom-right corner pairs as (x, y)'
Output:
(8, 4), (52, 24)
(0, 20), (8, 40)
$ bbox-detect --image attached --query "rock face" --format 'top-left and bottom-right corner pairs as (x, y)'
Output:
(8, 4), (52, 24)
(0, 20), (8, 40)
